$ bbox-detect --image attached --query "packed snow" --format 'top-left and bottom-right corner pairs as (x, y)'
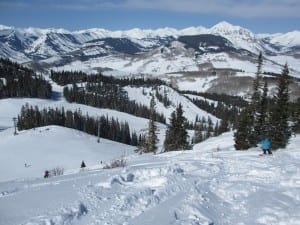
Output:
(0, 129), (299, 225)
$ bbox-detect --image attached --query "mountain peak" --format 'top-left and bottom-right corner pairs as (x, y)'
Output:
(0, 24), (13, 30)
(211, 21), (237, 30)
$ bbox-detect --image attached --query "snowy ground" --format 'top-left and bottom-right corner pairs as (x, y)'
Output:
(0, 76), (299, 224)
(0, 129), (299, 225)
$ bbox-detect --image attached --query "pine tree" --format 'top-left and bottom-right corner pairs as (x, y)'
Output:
(251, 52), (263, 145)
(164, 111), (176, 151)
(144, 96), (158, 153)
(175, 104), (189, 150)
(81, 161), (86, 168)
(193, 119), (204, 144)
(234, 108), (253, 150)
(164, 104), (189, 151)
(257, 80), (270, 138)
(270, 64), (291, 150)
(234, 53), (264, 150)
(292, 98), (300, 133)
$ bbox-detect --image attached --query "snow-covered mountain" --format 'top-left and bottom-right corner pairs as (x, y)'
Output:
(0, 21), (300, 96)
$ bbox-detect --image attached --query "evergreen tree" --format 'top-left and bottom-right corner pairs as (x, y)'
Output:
(251, 52), (263, 145)
(270, 64), (291, 149)
(234, 52), (265, 150)
(81, 161), (86, 168)
(193, 120), (204, 144)
(142, 96), (158, 153)
(164, 111), (176, 151)
(292, 98), (300, 133)
(164, 104), (189, 151)
(234, 108), (253, 150)
(257, 80), (270, 138)
(175, 103), (189, 150)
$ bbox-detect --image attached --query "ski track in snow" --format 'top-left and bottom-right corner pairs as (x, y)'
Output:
(1, 133), (299, 225)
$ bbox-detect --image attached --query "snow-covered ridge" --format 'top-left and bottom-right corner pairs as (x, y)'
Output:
(269, 31), (300, 47)
(0, 24), (207, 39)
(1, 21), (300, 86)
(1, 21), (298, 42)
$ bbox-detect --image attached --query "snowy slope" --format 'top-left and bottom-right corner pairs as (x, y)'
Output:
(0, 126), (136, 182)
(0, 132), (299, 225)
(124, 85), (219, 124)
(268, 31), (300, 48)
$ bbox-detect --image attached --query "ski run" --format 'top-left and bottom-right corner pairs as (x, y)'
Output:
(0, 126), (299, 225)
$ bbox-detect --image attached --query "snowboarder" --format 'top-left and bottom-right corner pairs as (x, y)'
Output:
(259, 138), (272, 155)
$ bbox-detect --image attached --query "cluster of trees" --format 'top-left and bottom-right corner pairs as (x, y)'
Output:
(51, 70), (167, 87)
(50, 70), (87, 86)
(234, 53), (296, 150)
(182, 90), (247, 129)
(0, 58), (51, 99)
(192, 116), (225, 144)
(138, 98), (190, 153)
(63, 83), (166, 124)
(189, 98), (240, 129)
(138, 96), (159, 153)
(164, 103), (189, 151)
(139, 96), (226, 153)
(154, 86), (171, 107)
(17, 104), (141, 146)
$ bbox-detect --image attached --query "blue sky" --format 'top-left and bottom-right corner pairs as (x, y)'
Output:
(0, 0), (299, 33)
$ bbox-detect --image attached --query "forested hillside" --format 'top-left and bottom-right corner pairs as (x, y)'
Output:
(0, 58), (51, 99)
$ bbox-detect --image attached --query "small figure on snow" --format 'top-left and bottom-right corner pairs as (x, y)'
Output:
(44, 170), (50, 178)
(259, 137), (272, 155)
(81, 160), (86, 168)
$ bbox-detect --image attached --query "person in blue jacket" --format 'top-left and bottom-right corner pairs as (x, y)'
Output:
(259, 138), (272, 155)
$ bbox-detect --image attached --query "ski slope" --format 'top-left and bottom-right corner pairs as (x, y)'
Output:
(0, 131), (299, 225)
(124, 85), (219, 124)
(0, 71), (299, 225)
(0, 126), (136, 182)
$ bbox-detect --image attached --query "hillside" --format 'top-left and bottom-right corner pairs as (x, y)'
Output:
(0, 126), (136, 182)
(0, 130), (299, 225)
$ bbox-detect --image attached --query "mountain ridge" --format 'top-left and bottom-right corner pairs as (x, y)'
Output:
(1, 21), (300, 97)
(1, 21), (298, 38)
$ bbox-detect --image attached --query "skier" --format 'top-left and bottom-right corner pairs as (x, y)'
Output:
(259, 137), (272, 155)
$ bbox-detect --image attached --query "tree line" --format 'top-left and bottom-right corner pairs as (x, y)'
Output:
(0, 58), (52, 99)
(17, 104), (142, 146)
(234, 53), (300, 150)
(50, 70), (167, 87)
(63, 82), (166, 124)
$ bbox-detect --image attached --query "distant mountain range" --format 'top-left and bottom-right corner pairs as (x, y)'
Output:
(0, 21), (299, 96)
